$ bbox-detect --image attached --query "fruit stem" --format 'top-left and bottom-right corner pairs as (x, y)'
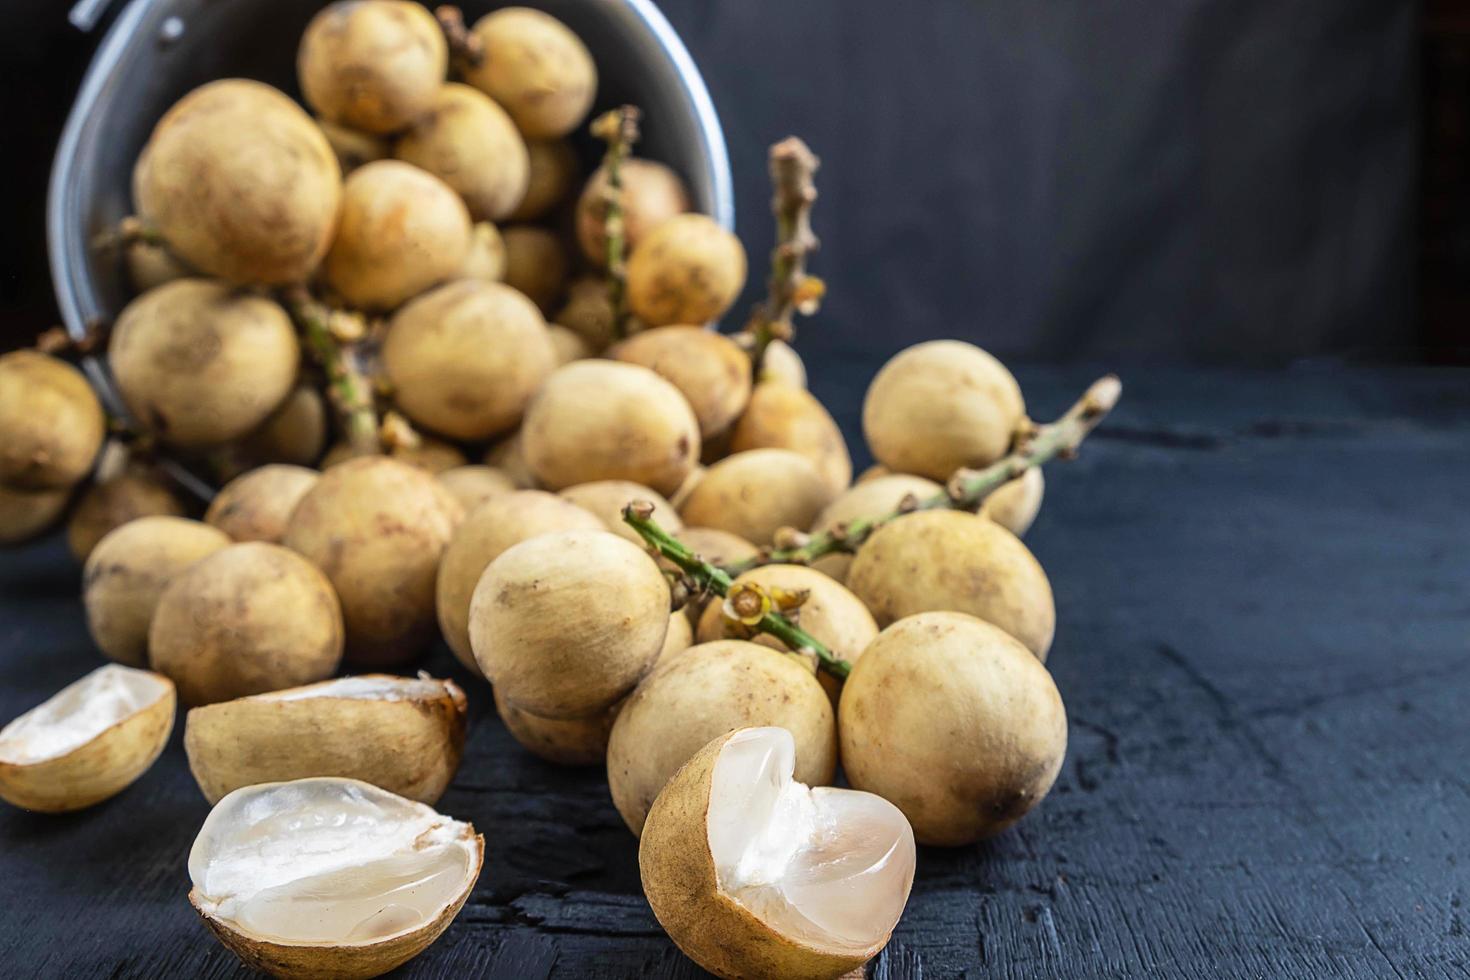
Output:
(740, 137), (823, 378)
(284, 287), (380, 457)
(622, 501), (853, 679)
(724, 374), (1124, 575)
(435, 5), (483, 68)
(591, 105), (641, 341)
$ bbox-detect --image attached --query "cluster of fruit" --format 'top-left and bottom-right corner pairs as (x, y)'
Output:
(0, 3), (1120, 978)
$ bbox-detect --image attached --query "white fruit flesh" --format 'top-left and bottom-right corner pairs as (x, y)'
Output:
(190, 779), (477, 944)
(255, 675), (453, 704)
(0, 665), (171, 765)
(706, 727), (914, 951)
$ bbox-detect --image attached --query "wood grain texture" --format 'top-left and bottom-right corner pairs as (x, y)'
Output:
(1, 365), (1468, 978)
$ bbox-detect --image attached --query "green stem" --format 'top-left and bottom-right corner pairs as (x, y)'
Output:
(591, 105), (641, 341)
(622, 502), (852, 680)
(743, 137), (821, 377)
(724, 374), (1123, 575)
(284, 288), (379, 457)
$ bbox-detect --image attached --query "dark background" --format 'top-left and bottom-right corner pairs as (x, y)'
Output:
(3, 0), (1466, 364)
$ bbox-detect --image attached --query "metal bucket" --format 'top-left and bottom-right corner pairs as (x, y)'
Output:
(47, 0), (733, 364)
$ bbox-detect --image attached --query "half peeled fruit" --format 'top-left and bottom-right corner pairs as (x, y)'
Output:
(189, 777), (482, 979)
(640, 727), (915, 979)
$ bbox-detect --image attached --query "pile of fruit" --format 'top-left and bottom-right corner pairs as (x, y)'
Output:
(0, 3), (1120, 977)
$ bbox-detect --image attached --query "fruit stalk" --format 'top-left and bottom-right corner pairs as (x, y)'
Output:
(591, 105), (641, 340)
(622, 501), (853, 679)
(434, 5), (484, 67)
(742, 137), (822, 375)
(284, 287), (379, 457)
(725, 374), (1123, 575)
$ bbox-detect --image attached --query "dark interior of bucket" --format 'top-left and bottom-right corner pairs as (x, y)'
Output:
(56, 0), (722, 337)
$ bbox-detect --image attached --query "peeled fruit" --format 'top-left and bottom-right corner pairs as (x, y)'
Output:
(149, 542), (344, 705)
(383, 279), (555, 441)
(863, 340), (1026, 480)
(696, 565), (877, 701)
(465, 7), (596, 139)
(240, 383), (329, 466)
(627, 214), (747, 327)
(324, 160), (472, 311)
(806, 474), (942, 583)
(205, 465), (320, 543)
(547, 324), (592, 365)
(847, 509), (1055, 660)
(0, 665), (174, 812)
(731, 382), (852, 495)
(317, 118), (388, 173)
(611, 326), (752, 438)
(459, 221), (507, 283)
(435, 489), (601, 674)
(470, 529), (669, 719)
(559, 479), (683, 547)
(554, 275), (617, 351)
(576, 158), (691, 265)
(760, 339), (807, 389)
(83, 516), (231, 667)
(436, 465), (516, 513)
(607, 640), (836, 835)
(501, 225), (570, 313)
(395, 83), (529, 221)
(839, 612), (1067, 844)
(493, 687), (615, 767)
(522, 360), (700, 496)
(0, 483), (70, 546)
(110, 279), (300, 449)
(189, 778), (482, 980)
(297, 0), (447, 134)
(321, 437), (468, 475)
(133, 79), (340, 284)
(284, 457), (462, 665)
(510, 139), (579, 222)
(0, 350), (104, 490)
(678, 449), (835, 546)
(67, 464), (185, 561)
(981, 468), (1045, 537)
(641, 727), (914, 979)
(185, 674), (466, 805)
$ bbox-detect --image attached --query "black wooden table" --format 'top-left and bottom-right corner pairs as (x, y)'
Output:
(2, 363), (1468, 978)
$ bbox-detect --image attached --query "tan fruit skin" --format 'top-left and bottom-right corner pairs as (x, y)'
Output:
(133, 79), (341, 285)
(67, 468), (185, 562)
(547, 324), (592, 365)
(110, 279), (300, 449)
(847, 509), (1056, 660)
(0, 351), (104, 490)
(465, 8), (596, 139)
(500, 226), (569, 313)
(522, 361), (700, 496)
(980, 467), (1045, 537)
(459, 222), (507, 283)
(759, 340), (807, 389)
(559, 480), (683, 547)
(0, 679), (174, 813)
(678, 449), (835, 546)
(324, 160), (472, 311)
(436, 490), (603, 674)
(395, 83), (529, 221)
(839, 612), (1067, 845)
(184, 676), (466, 805)
(639, 731), (884, 980)
(317, 118), (389, 174)
(607, 641), (836, 835)
(0, 484), (70, 546)
(321, 438), (468, 475)
(730, 382), (852, 495)
(862, 339), (1026, 480)
(806, 474), (942, 584)
(627, 214), (747, 327)
(205, 465), (319, 544)
(675, 527), (759, 625)
(610, 327), (752, 439)
(436, 466), (517, 514)
(494, 687), (616, 767)
(576, 158), (691, 266)
(191, 830), (483, 980)
(84, 517), (232, 667)
(283, 457), (462, 667)
(511, 139), (579, 223)
(241, 384), (329, 467)
(149, 543), (345, 706)
(383, 279), (555, 441)
(297, 0), (447, 135)
(469, 530), (670, 720)
(696, 565), (876, 664)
